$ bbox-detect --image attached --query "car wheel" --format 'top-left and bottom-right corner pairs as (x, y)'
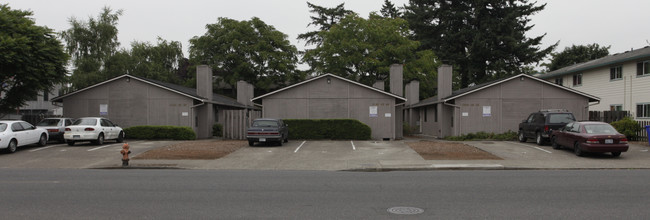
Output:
(278, 138), (284, 146)
(518, 130), (527, 142)
(551, 137), (562, 150)
(38, 134), (47, 146)
(67, 141), (75, 146)
(248, 140), (254, 146)
(95, 133), (105, 145)
(5, 139), (17, 153)
(535, 132), (544, 146)
(574, 142), (584, 157)
(284, 137), (288, 143)
(116, 131), (124, 143)
(612, 152), (621, 157)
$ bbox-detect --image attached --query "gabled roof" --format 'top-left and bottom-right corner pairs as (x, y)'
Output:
(538, 46), (650, 79)
(251, 73), (407, 102)
(51, 74), (248, 108)
(410, 74), (600, 108)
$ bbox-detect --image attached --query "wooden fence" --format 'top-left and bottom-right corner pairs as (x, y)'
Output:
(221, 109), (261, 140)
(588, 110), (649, 142)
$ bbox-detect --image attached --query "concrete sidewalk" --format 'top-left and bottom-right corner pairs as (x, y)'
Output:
(116, 137), (650, 171)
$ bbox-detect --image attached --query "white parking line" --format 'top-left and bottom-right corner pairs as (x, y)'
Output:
(88, 144), (118, 151)
(510, 142), (552, 154)
(29, 145), (57, 152)
(351, 141), (356, 151)
(294, 141), (306, 153)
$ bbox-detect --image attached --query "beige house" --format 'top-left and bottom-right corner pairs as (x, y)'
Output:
(538, 46), (650, 121)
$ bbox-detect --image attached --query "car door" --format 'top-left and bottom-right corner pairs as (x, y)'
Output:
(567, 123), (582, 145)
(522, 114), (536, 137)
(556, 122), (572, 147)
(20, 122), (39, 144)
(11, 122), (27, 146)
(100, 119), (115, 139)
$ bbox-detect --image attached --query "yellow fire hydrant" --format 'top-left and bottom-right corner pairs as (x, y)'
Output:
(120, 143), (131, 167)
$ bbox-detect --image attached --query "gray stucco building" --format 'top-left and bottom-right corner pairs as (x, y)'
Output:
(251, 68), (407, 140)
(52, 65), (255, 139)
(405, 65), (600, 138)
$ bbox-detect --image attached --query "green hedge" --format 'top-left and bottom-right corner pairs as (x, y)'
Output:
(213, 124), (223, 137)
(610, 117), (640, 139)
(124, 125), (196, 140)
(284, 119), (371, 140)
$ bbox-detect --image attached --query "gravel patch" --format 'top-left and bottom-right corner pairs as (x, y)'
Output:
(133, 140), (246, 160)
(407, 140), (502, 160)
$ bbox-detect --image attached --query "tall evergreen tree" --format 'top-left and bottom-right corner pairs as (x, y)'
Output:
(404, 0), (556, 88)
(297, 2), (353, 47)
(544, 44), (610, 72)
(380, 0), (401, 18)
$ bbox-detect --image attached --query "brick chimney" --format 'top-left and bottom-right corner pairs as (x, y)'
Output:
(389, 64), (403, 96)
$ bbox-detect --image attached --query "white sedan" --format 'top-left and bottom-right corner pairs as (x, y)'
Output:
(0, 120), (49, 153)
(64, 117), (125, 146)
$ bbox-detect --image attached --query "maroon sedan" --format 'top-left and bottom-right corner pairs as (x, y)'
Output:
(550, 121), (629, 157)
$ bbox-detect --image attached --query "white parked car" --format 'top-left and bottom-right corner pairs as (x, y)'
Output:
(64, 117), (125, 146)
(0, 120), (49, 153)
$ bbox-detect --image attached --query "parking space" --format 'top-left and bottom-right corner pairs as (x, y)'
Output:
(0, 140), (179, 169)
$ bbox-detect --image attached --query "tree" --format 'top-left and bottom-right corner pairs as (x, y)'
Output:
(61, 7), (122, 90)
(544, 44), (610, 72)
(189, 17), (302, 93)
(125, 38), (185, 83)
(404, 0), (556, 88)
(380, 0), (401, 18)
(302, 13), (440, 99)
(297, 2), (353, 47)
(0, 4), (68, 116)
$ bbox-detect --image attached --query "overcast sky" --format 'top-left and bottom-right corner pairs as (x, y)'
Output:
(6, 0), (650, 70)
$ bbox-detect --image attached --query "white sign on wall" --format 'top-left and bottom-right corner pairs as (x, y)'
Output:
(462, 112), (469, 117)
(182, 112), (189, 116)
(369, 106), (378, 117)
(100, 104), (108, 116)
(385, 113), (392, 117)
(483, 106), (491, 117)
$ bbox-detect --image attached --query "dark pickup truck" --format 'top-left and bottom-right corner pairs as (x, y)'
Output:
(246, 118), (289, 146)
(518, 109), (576, 146)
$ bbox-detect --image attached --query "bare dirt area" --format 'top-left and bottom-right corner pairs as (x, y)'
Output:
(133, 140), (246, 160)
(407, 140), (503, 160)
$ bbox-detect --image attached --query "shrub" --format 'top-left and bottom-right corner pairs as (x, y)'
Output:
(213, 124), (223, 137)
(124, 125), (196, 140)
(283, 119), (371, 140)
(403, 123), (419, 135)
(444, 130), (517, 141)
(610, 117), (640, 139)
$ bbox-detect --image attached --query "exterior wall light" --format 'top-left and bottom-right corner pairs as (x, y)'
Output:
(327, 77), (331, 84)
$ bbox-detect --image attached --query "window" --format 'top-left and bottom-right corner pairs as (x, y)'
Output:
(43, 90), (49, 101)
(610, 66), (622, 80)
(610, 105), (623, 111)
(554, 78), (563, 86)
(572, 73), (582, 86)
(637, 103), (650, 118)
(637, 61), (650, 76)
(434, 107), (438, 122)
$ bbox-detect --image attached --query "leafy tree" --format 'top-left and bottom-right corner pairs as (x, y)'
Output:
(61, 7), (122, 90)
(544, 44), (610, 72)
(380, 0), (401, 18)
(126, 38), (185, 83)
(297, 2), (353, 47)
(404, 0), (556, 88)
(303, 13), (440, 99)
(189, 17), (302, 93)
(0, 4), (68, 116)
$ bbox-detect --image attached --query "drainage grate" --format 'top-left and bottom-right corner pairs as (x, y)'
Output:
(387, 207), (424, 215)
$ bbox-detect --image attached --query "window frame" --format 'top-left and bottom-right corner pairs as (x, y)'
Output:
(610, 66), (623, 80)
(637, 61), (650, 77)
(610, 104), (623, 111)
(554, 77), (563, 86)
(637, 103), (650, 118)
(572, 73), (582, 86)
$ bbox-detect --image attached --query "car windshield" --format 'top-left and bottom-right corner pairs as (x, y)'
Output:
(0, 123), (6, 132)
(252, 120), (278, 127)
(72, 118), (97, 126)
(37, 119), (60, 126)
(548, 113), (575, 124)
(584, 124), (618, 134)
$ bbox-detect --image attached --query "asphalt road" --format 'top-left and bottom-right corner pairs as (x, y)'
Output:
(1, 169), (649, 219)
